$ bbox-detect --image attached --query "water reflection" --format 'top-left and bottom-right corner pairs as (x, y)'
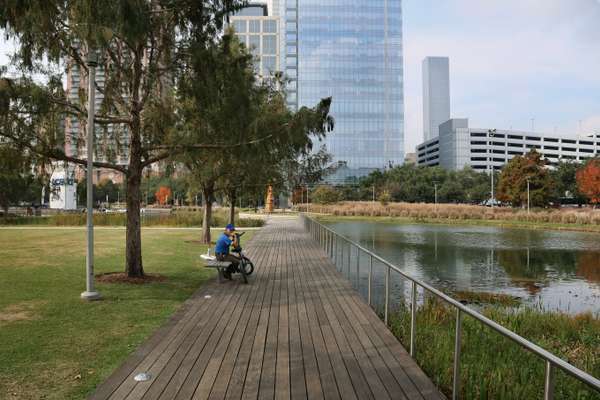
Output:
(326, 221), (600, 315)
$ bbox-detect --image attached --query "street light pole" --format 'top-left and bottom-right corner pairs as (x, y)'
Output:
(434, 182), (438, 210)
(81, 49), (101, 301)
(489, 129), (496, 209)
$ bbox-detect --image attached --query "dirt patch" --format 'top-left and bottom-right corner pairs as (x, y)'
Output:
(0, 301), (46, 325)
(96, 272), (167, 284)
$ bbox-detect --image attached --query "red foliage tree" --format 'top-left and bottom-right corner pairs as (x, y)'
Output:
(576, 159), (600, 206)
(155, 186), (172, 206)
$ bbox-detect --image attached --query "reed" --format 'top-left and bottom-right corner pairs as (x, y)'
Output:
(297, 201), (600, 228)
(389, 298), (600, 399)
(0, 210), (265, 227)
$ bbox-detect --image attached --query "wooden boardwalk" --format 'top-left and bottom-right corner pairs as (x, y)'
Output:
(90, 217), (444, 400)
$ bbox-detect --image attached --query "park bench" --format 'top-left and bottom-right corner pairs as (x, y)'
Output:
(205, 260), (233, 283)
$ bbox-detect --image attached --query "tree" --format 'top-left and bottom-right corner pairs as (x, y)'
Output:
(0, 143), (39, 218)
(497, 150), (553, 207)
(311, 185), (341, 205)
(155, 186), (172, 206)
(0, 0), (247, 276)
(576, 158), (600, 207)
(179, 32), (333, 242)
(552, 161), (585, 205)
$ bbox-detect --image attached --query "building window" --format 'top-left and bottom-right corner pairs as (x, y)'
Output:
(232, 20), (247, 33)
(263, 20), (277, 33)
(580, 148), (594, 153)
(471, 149), (487, 153)
(580, 141), (594, 146)
(562, 147), (576, 152)
(493, 149), (505, 154)
(262, 35), (276, 55)
(491, 141), (504, 146)
(544, 137), (559, 142)
(508, 135), (523, 140)
(526, 136), (541, 141)
(471, 157), (487, 161)
(471, 141), (486, 145)
(544, 146), (559, 150)
(508, 142), (522, 147)
(562, 139), (576, 144)
(470, 132), (486, 137)
(249, 20), (260, 33)
(248, 35), (260, 54)
(262, 56), (276, 73)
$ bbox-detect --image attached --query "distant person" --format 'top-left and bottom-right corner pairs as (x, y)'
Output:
(214, 224), (239, 279)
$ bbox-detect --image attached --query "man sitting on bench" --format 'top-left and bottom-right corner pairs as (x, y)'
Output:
(215, 224), (240, 280)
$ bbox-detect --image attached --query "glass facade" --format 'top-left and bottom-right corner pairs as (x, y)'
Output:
(284, 0), (405, 181)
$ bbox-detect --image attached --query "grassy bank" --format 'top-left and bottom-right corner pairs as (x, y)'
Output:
(0, 228), (253, 399)
(0, 210), (265, 228)
(309, 202), (600, 233)
(388, 298), (600, 399)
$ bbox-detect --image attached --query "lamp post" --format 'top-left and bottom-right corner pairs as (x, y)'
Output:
(488, 129), (496, 209)
(81, 49), (101, 301)
(434, 182), (438, 211)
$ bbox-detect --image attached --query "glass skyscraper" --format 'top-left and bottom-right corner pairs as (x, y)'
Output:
(284, 0), (405, 182)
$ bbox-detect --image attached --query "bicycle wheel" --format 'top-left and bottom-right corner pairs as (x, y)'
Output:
(239, 260), (248, 284)
(242, 257), (254, 275)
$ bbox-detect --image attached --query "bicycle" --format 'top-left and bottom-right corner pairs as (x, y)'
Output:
(230, 231), (254, 283)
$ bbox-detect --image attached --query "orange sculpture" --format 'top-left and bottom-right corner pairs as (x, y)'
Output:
(265, 185), (274, 213)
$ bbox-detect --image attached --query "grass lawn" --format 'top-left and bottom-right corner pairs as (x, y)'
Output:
(0, 228), (253, 400)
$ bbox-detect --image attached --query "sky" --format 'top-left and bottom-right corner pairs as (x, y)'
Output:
(1, 1), (599, 155)
(402, 0), (600, 153)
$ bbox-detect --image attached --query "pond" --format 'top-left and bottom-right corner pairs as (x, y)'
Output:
(324, 220), (600, 315)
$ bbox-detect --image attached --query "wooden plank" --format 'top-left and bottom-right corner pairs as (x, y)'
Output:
(89, 217), (444, 400)
(208, 231), (279, 400)
(302, 221), (444, 400)
(192, 232), (277, 400)
(291, 237), (354, 400)
(286, 232), (308, 400)
(291, 233), (324, 400)
(273, 233), (291, 400)
(224, 229), (282, 400)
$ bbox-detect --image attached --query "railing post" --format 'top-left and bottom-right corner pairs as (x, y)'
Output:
(452, 309), (462, 400)
(356, 248), (360, 289)
(368, 255), (373, 306)
(384, 265), (390, 325)
(410, 281), (417, 357)
(348, 242), (352, 277)
(544, 361), (555, 400)
(334, 235), (337, 266)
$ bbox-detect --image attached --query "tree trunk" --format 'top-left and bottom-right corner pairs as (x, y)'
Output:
(2, 204), (8, 221)
(228, 188), (236, 226)
(125, 168), (144, 277)
(201, 184), (214, 244)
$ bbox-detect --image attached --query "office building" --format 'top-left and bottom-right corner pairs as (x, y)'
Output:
(284, 0), (405, 183)
(230, 3), (281, 79)
(422, 56), (450, 141)
(417, 118), (600, 171)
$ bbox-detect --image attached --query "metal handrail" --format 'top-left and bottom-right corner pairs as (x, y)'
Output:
(301, 214), (600, 400)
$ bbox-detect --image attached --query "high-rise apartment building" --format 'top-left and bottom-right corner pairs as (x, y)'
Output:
(64, 56), (130, 184)
(230, 4), (281, 79)
(422, 56), (450, 142)
(283, 0), (405, 182)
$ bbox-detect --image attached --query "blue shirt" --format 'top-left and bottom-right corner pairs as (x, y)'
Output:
(215, 233), (232, 254)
